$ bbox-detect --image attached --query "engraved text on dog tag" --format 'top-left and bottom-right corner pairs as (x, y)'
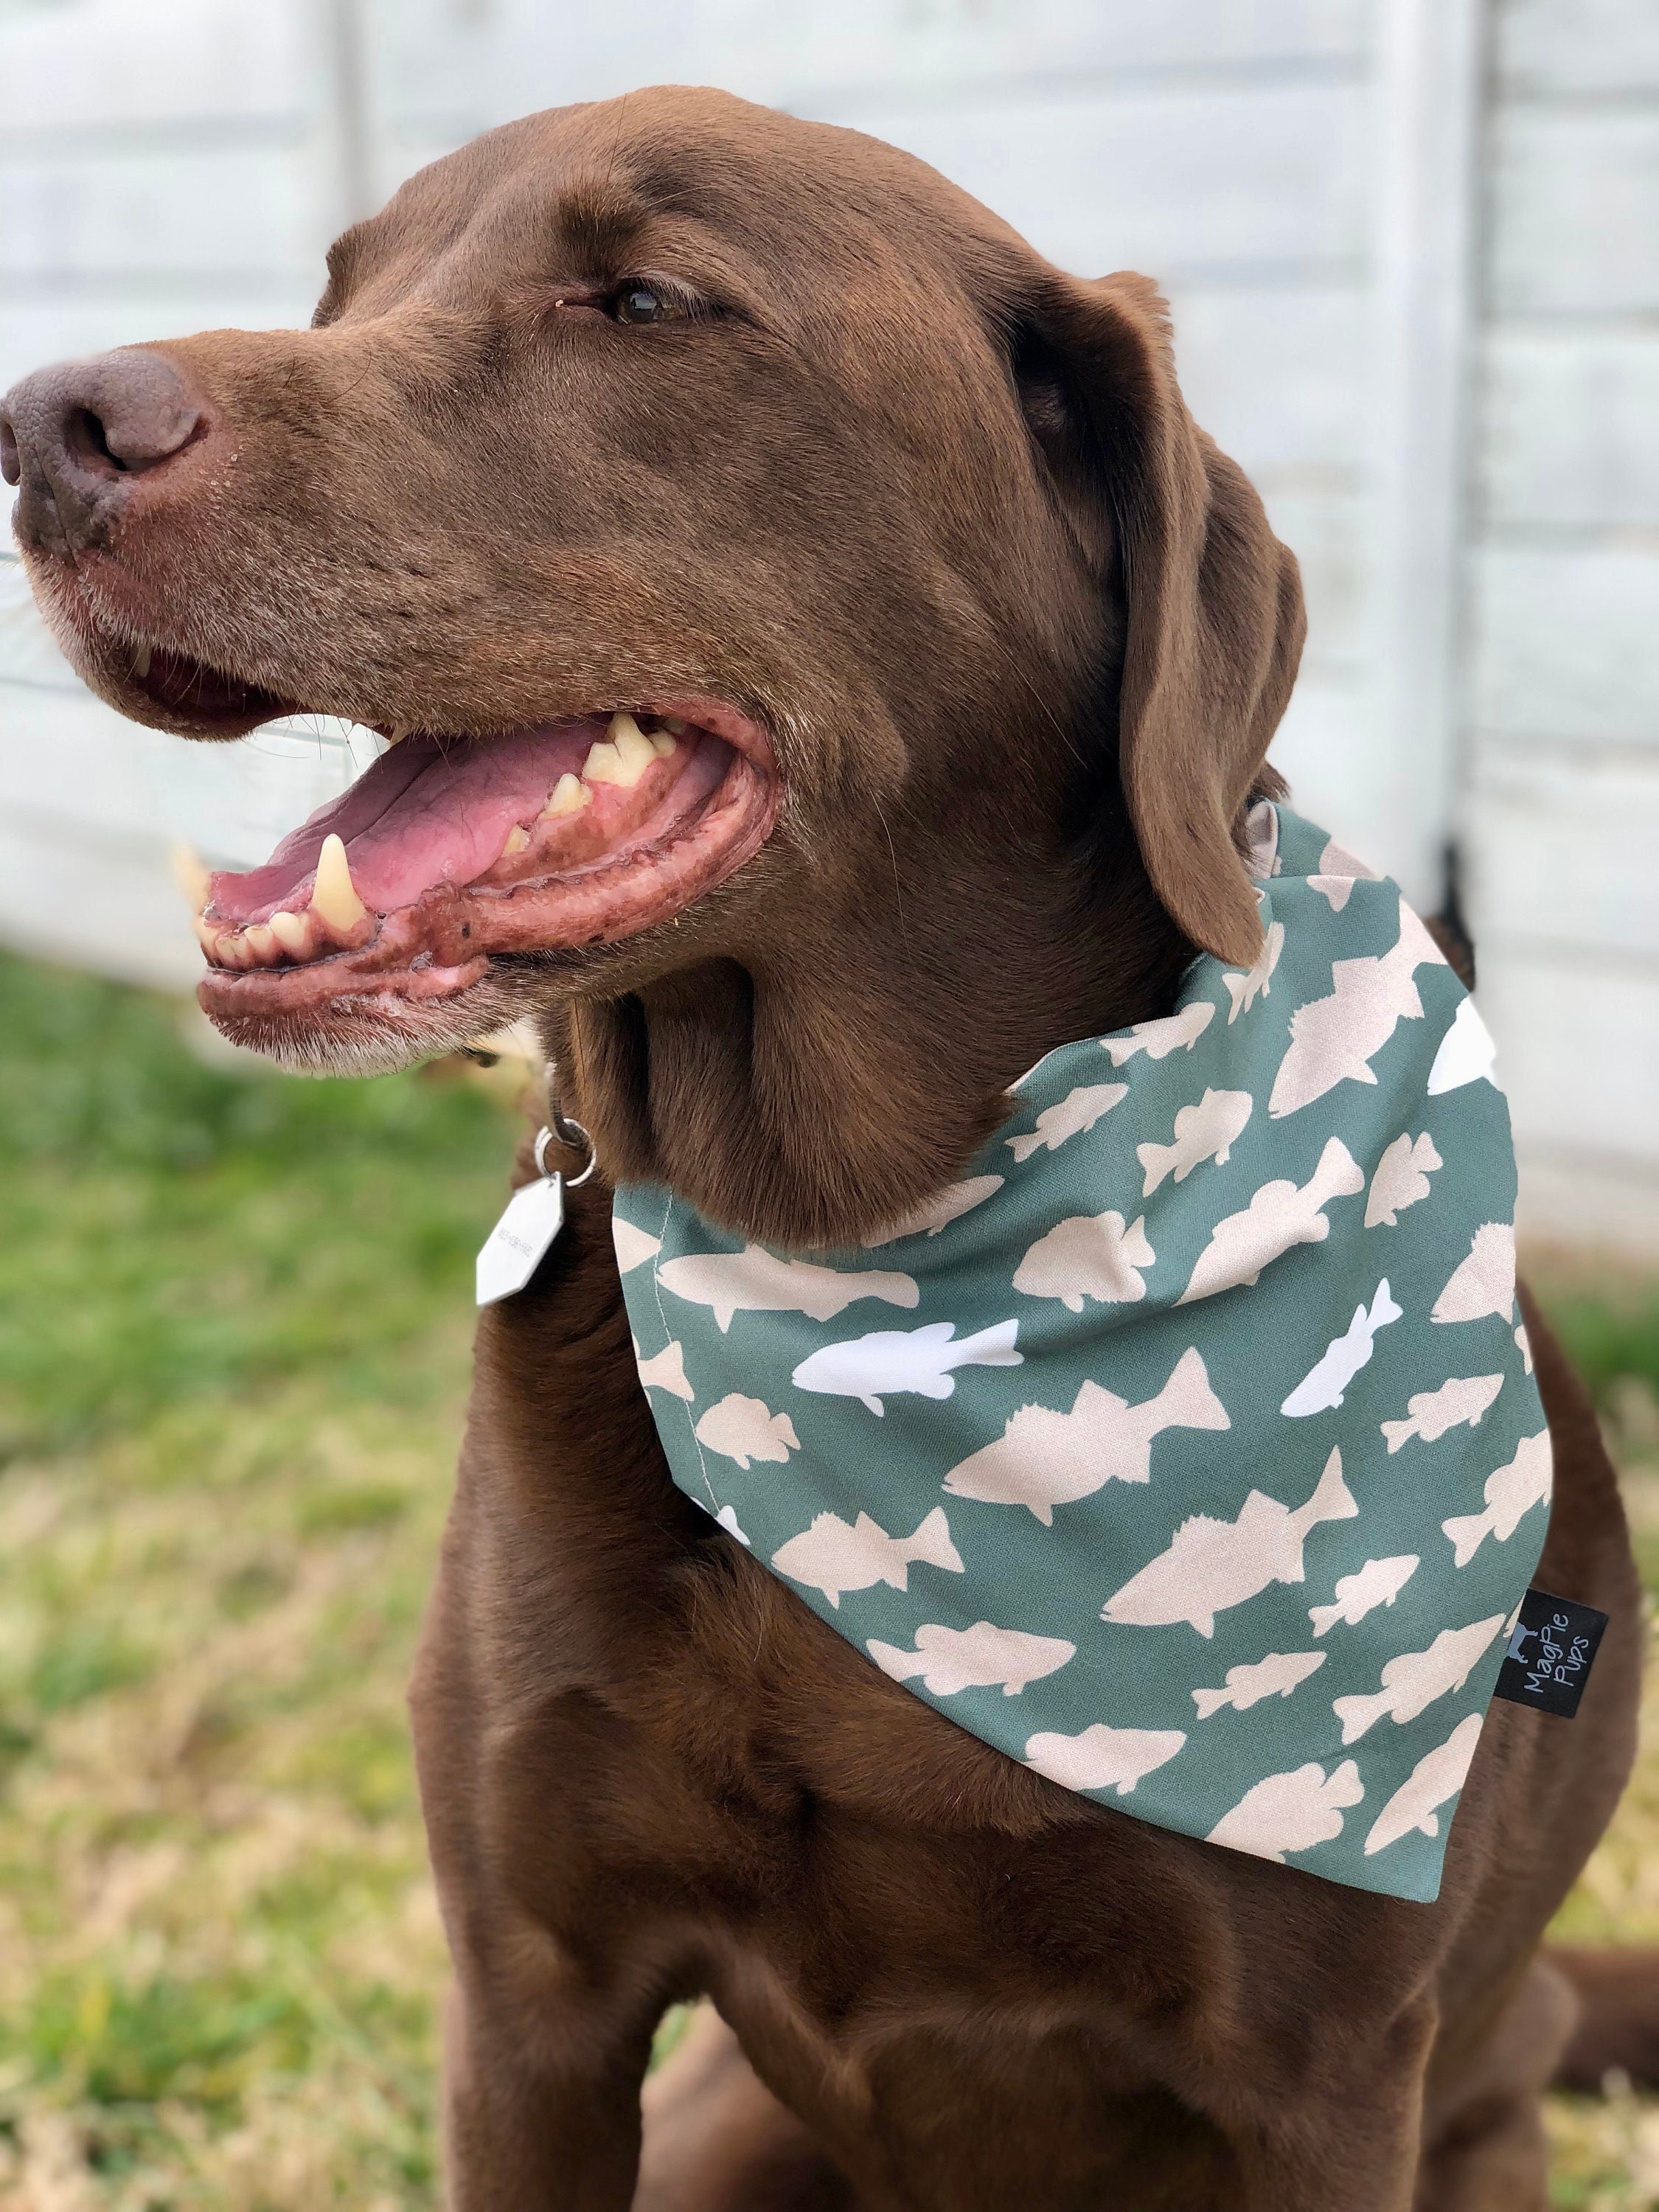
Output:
(476, 1174), (564, 1304)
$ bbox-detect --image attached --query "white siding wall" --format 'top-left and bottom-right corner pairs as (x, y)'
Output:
(1464, 0), (1659, 1246)
(0, 0), (366, 988)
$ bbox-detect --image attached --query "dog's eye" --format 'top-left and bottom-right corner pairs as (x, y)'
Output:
(613, 284), (673, 325)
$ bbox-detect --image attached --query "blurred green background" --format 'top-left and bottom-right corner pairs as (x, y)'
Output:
(1, 947), (1658, 2210)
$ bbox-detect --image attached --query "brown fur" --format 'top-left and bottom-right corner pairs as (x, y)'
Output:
(2, 85), (1650, 2209)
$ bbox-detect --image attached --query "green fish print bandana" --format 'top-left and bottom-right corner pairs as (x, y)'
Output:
(613, 804), (1549, 1902)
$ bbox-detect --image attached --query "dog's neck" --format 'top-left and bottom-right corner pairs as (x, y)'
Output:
(556, 798), (1191, 1250)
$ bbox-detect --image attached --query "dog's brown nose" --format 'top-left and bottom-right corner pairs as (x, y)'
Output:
(1, 349), (204, 557)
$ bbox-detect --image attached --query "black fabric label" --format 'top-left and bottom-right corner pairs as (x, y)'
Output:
(1492, 1587), (1608, 1719)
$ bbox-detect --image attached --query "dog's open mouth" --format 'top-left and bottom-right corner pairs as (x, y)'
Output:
(189, 701), (778, 1029)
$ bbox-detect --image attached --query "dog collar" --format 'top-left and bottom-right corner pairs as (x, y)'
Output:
(613, 804), (1548, 1901)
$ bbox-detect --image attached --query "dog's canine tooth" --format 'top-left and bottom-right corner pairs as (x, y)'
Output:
(170, 841), (212, 912)
(542, 773), (591, 816)
(504, 824), (531, 855)
(132, 642), (151, 679)
(611, 712), (659, 780)
(268, 908), (311, 956)
(310, 832), (369, 929)
(586, 712), (658, 787)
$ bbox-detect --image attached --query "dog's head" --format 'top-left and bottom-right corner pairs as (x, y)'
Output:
(1, 87), (1301, 1242)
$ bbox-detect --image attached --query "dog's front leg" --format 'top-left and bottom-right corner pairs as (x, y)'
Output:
(1227, 2011), (1435, 2212)
(438, 1932), (661, 2211)
(414, 1550), (671, 2211)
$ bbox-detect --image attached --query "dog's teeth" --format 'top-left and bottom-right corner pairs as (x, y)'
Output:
(170, 841), (212, 912)
(661, 715), (686, 737)
(215, 930), (248, 968)
(586, 712), (657, 787)
(132, 643), (151, 679)
(268, 908), (311, 956)
(611, 712), (659, 779)
(310, 832), (369, 929)
(192, 916), (219, 957)
(504, 824), (531, 855)
(650, 731), (676, 757)
(244, 922), (279, 962)
(542, 773), (591, 817)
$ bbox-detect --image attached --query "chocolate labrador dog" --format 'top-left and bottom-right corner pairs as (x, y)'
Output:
(4, 84), (1654, 2212)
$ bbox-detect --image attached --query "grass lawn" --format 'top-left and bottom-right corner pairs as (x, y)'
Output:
(0, 946), (1656, 2208)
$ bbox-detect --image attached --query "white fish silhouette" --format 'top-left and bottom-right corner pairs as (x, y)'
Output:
(1015, 1211), (1155, 1312)
(1192, 1649), (1325, 1720)
(1222, 922), (1284, 1022)
(792, 1318), (1022, 1416)
(613, 1217), (663, 1273)
(694, 1393), (801, 1470)
(773, 1505), (963, 1609)
(1381, 1373), (1503, 1455)
(1427, 998), (1499, 1095)
(636, 1338), (695, 1402)
(1332, 1614), (1506, 1745)
(1102, 1447), (1357, 1638)
(1432, 1223), (1516, 1327)
(1365, 1131), (1442, 1228)
(1442, 1430), (1553, 1567)
(943, 1346), (1230, 1523)
(1268, 902), (1444, 1118)
(1137, 1088), (1254, 1195)
(1280, 1279), (1403, 1417)
(1207, 1759), (1365, 1862)
(1103, 1001), (1214, 1068)
(658, 1245), (919, 1333)
(714, 1503), (751, 1546)
(1006, 1083), (1127, 1164)
(1364, 1712), (1484, 1856)
(1179, 1137), (1365, 1305)
(862, 1175), (1004, 1247)
(1024, 1721), (1187, 1796)
(869, 1621), (1077, 1697)
(1310, 1554), (1419, 1636)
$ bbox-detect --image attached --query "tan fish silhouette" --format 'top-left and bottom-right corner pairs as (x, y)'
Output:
(1136, 1088), (1254, 1195)
(1268, 902), (1443, 1118)
(773, 1506), (963, 1610)
(1363, 1713), (1484, 1856)
(1179, 1137), (1364, 1305)
(1442, 1430), (1552, 1567)
(1332, 1615), (1506, 1744)
(1103, 1448), (1357, 1638)
(658, 1245), (918, 1333)
(943, 1347), (1229, 1523)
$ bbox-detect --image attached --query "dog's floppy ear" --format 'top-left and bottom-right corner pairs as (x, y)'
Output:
(1017, 271), (1304, 966)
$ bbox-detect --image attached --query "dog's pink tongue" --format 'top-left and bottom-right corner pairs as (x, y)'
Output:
(210, 723), (600, 923)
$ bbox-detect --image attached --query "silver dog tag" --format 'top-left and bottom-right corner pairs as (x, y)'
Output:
(476, 1173), (564, 1304)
